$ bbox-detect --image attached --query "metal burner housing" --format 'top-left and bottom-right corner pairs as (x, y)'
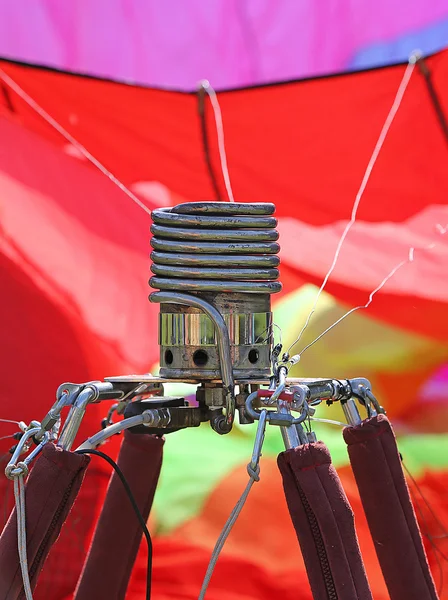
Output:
(149, 202), (281, 382)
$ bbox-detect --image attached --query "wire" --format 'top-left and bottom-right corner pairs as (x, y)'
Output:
(0, 68), (152, 217)
(310, 417), (348, 428)
(1, 453), (12, 529)
(199, 407), (268, 598)
(403, 461), (448, 541)
(197, 85), (223, 201)
(255, 322), (283, 345)
(75, 448), (152, 600)
(287, 54), (418, 356)
(199, 80), (235, 203)
(14, 475), (34, 600)
(290, 228), (447, 363)
(410, 483), (445, 596)
(273, 323), (283, 345)
(402, 459), (447, 596)
(198, 478), (255, 599)
(0, 418), (21, 425)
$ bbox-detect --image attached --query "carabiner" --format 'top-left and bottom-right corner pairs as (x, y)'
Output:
(247, 410), (268, 481)
(5, 426), (42, 479)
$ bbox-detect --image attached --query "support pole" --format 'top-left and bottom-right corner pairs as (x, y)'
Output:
(343, 415), (438, 600)
(278, 441), (372, 600)
(341, 398), (362, 426)
(0, 443), (90, 599)
(74, 431), (164, 600)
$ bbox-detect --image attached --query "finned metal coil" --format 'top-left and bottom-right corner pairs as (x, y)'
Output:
(149, 202), (282, 294)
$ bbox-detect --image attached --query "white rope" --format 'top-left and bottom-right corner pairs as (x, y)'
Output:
(287, 54), (419, 356)
(290, 226), (447, 362)
(198, 408), (267, 599)
(0, 68), (152, 217)
(310, 417), (348, 428)
(200, 80), (235, 203)
(0, 418), (21, 425)
(198, 478), (255, 599)
(13, 475), (34, 600)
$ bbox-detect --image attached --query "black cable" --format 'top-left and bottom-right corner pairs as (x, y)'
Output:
(416, 56), (448, 145)
(1, 82), (15, 113)
(75, 448), (152, 600)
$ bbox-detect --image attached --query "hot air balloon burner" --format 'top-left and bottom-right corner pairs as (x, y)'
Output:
(9, 200), (384, 455)
(148, 201), (282, 433)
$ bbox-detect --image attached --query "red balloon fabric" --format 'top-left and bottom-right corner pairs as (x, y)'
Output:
(1, 51), (447, 347)
(0, 50), (447, 599)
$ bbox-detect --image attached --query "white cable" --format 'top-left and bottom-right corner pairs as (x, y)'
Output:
(255, 321), (283, 345)
(13, 475), (34, 600)
(198, 406), (269, 598)
(198, 478), (255, 599)
(0, 68), (152, 217)
(200, 80), (235, 203)
(287, 55), (418, 356)
(291, 227), (446, 362)
(310, 417), (348, 428)
(0, 418), (21, 425)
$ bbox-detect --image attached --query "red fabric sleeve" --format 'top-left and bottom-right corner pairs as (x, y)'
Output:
(343, 415), (438, 600)
(74, 431), (164, 600)
(278, 441), (372, 600)
(0, 443), (90, 600)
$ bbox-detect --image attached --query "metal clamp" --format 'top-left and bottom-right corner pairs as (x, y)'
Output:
(55, 381), (125, 451)
(348, 378), (385, 417)
(57, 386), (96, 451)
(36, 383), (83, 441)
(259, 385), (308, 411)
(244, 391), (310, 426)
(363, 388), (384, 416)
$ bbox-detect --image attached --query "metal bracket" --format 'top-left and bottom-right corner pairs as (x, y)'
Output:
(244, 391), (310, 427)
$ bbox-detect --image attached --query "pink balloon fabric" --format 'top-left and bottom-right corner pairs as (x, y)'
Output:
(0, 0), (447, 89)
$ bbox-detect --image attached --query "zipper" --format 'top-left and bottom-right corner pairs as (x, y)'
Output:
(28, 478), (76, 582)
(296, 480), (338, 600)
